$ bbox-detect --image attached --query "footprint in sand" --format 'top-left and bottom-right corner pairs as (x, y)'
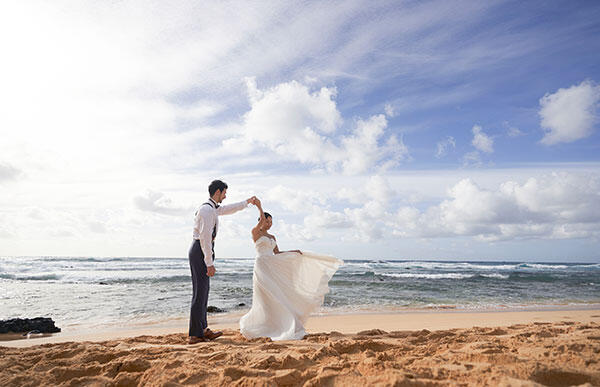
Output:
(531, 369), (594, 386)
(258, 343), (289, 350)
(356, 329), (388, 336)
(483, 328), (507, 336)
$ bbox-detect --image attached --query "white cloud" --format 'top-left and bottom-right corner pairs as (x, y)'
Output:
(263, 183), (353, 241)
(462, 125), (492, 166)
(507, 127), (524, 137)
(462, 151), (482, 167)
(278, 221), (319, 242)
(177, 101), (226, 123)
(435, 136), (456, 158)
(219, 171), (600, 246)
(272, 175), (396, 242)
(240, 77), (342, 167)
(504, 121), (525, 137)
(226, 79), (409, 174)
(341, 115), (409, 174)
(391, 172), (600, 241)
(0, 162), (21, 183)
(0, 220), (15, 239)
(88, 221), (108, 234)
(471, 125), (494, 153)
(539, 80), (600, 145)
(384, 103), (395, 117)
(337, 175), (395, 205)
(133, 190), (190, 216)
(270, 172), (598, 244)
(265, 185), (325, 213)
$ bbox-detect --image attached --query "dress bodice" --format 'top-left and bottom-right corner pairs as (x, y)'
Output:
(254, 235), (276, 256)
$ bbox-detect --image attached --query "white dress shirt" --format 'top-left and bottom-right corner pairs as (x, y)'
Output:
(193, 198), (248, 267)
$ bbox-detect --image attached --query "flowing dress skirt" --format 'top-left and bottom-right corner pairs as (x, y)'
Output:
(239, 250), (342, 340)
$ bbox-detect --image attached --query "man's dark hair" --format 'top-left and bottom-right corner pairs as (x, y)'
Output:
(259, 212), (272, 221)
(209, 180), (228, 196)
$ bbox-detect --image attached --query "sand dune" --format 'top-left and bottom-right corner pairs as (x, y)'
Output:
(1, 320), (599, 386)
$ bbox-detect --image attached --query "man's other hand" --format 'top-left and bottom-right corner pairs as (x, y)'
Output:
(207, 266), (216, 277)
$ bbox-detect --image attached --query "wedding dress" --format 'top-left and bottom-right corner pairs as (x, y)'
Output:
(239, 236), (343, 340)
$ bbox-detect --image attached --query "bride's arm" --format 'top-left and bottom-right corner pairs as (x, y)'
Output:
(273, 238), (302, 255)
(251, 199), (267, 241)
(275, 248), (303, 255)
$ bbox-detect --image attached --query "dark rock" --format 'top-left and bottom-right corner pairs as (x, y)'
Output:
(98, 282), (109, 285)
(0, 317), (61, 334)
(238, 303), (246, 307)
(206, 306), (225, 313)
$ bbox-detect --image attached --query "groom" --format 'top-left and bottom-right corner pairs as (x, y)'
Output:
(188, 179), (255, 344)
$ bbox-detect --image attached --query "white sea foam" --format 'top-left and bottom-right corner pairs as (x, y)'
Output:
(346, 260), (591, 272)
(376, 272), (475, 279)
(520, 263), (569, 270)
(347, 260), (523, 271)
(0, 273), (62, 281)
(375, 271), (509, 280)
(480, 273), (510, 279)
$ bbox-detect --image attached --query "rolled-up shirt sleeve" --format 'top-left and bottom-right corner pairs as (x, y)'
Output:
(195, 206), (216, 267)
(216, 200), (248, 216)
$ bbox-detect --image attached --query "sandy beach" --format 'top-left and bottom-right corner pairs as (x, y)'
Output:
(2, 309), (599, 386)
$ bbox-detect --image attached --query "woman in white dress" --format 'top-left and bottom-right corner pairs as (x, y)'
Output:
(239, 199), (343, 340)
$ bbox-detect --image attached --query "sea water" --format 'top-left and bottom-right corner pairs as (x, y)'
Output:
(1, 256), (599, 330)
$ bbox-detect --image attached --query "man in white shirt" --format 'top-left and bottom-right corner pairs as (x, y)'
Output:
(188, 179), (256, 344)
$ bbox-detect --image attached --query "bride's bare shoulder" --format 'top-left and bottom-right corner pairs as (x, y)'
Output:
(253, 233), (268, 242)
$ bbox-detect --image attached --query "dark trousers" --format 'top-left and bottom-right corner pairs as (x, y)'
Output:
(188, 240), (209, 337)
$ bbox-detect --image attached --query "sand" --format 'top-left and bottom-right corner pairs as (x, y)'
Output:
(1, 309), (599, 386)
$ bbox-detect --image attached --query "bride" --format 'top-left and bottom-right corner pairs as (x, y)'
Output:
(239, 198), (343, 340)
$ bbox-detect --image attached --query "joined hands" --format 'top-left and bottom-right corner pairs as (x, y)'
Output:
(247, 196), (261, 207)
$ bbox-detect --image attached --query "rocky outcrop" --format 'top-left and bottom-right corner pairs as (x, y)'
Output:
(0, 317), (61, 334)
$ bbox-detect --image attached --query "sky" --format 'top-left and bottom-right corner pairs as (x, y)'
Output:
(1, 0), (599, 262)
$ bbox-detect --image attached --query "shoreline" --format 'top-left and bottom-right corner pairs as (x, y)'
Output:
(3, 307), (599, 348)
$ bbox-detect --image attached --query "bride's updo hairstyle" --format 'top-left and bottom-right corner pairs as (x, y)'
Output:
(259, 212), (272, 221)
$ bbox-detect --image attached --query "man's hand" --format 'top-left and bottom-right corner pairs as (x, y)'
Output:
(207, 266), (216, 277)
(247, 196), (258, 205)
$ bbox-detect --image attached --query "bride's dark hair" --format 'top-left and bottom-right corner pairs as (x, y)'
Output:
(259, 212), (272, 221)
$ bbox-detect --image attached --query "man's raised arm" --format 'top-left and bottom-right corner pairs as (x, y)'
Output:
(217, 197), (255, 215)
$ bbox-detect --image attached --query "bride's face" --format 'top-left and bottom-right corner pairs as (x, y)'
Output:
(264, 216), (272, 230)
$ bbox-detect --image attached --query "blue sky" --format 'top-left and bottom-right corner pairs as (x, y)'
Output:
(1, 0), (599, 261)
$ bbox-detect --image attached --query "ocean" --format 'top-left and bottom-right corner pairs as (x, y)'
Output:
(1, 256), (599, 331)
